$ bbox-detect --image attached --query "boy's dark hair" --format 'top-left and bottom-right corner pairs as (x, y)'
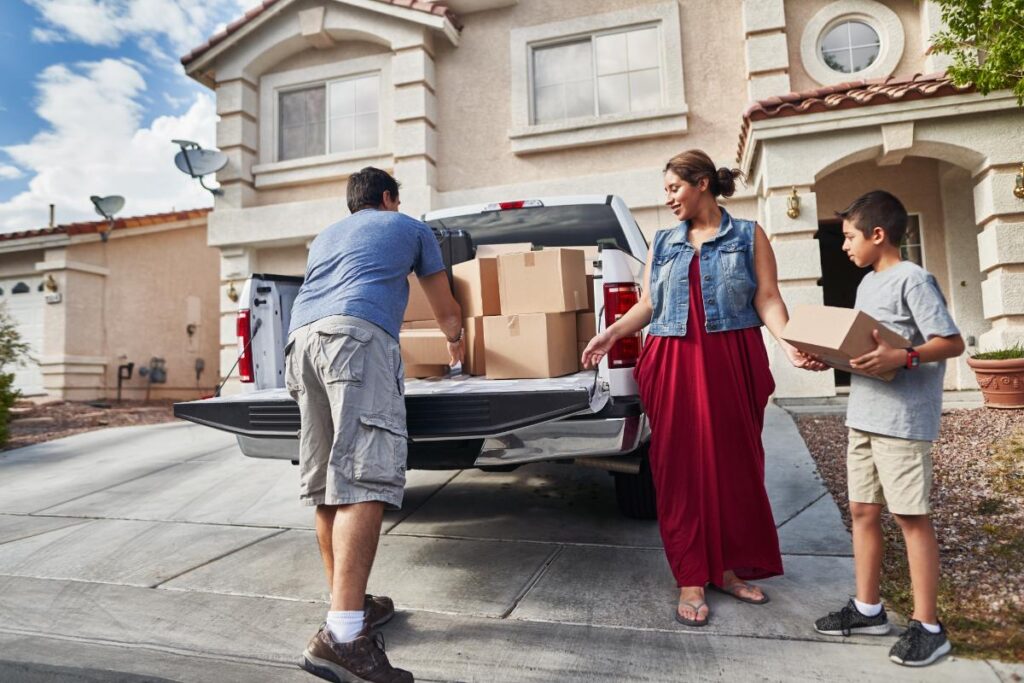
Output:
(836, 190), (908, 246)
(347, 167), (400, 214)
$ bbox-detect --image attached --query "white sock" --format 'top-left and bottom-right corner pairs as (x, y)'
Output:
(326, 610), (365, 643)
(854, 599), (882, 617)
(920, 621), (942, 634)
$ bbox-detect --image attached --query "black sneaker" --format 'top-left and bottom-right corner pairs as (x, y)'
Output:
(814, 599), (891, 636)
(889, 620), (952, 667)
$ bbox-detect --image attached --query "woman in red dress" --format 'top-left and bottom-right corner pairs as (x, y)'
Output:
(582, 150), (824, 627)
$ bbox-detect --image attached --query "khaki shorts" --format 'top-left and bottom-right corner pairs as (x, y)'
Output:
(847, 428), (933, 515)
(285, 315), (407, 510)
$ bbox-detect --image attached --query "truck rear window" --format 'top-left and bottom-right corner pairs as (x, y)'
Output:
(426, 203), (632, 252)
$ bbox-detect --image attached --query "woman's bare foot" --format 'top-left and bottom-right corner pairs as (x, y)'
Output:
(677, 586), (709, 625)
(722, 570), (766, 602)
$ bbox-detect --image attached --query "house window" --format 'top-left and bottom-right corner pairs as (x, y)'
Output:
(532, 25), (661, 124)
(278, 74), (380, 162)
(820, 20), (881, 73)
(900, 215), (923, 266)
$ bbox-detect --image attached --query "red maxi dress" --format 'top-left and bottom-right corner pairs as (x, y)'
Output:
(635, 256), (783, 587)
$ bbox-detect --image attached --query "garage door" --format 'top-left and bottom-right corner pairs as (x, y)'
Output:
(1, 278), (45, 396)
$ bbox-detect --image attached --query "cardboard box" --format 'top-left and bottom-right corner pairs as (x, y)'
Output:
(576, 311), (597, 342)
(401, 319), (437, 330)
(404, 274), (433, 322)
(462, 316), (486, 376)
(483, 312), (577, 379)
(453, 258), (501, 317)
(566, 245), (600, 275)
(475, 242), (533, 258)
(577, 342), (589, 372)
(782, 304), (912, 381)
(405, 364), (448, 379)
(400, 328), (450, 366)
(497, 248), (588, 315)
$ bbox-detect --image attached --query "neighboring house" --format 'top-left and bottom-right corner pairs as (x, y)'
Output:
(0, 209), (220, 401)
(181, 0), (1024, 398)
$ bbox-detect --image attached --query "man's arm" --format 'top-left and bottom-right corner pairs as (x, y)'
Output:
(419, 271), (465, 364)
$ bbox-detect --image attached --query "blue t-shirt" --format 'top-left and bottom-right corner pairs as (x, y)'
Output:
(289, 209), (445, 339)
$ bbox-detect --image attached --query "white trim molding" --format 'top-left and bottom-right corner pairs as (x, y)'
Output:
(800, 0), (904, 86)
(508, 1), (687, 155)
(258, 52), (393, 184)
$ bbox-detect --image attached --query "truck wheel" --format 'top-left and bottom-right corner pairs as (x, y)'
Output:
(613, 448), (657, 520)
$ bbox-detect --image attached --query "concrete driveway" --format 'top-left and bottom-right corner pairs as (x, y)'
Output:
(0, 406), (1015, 682)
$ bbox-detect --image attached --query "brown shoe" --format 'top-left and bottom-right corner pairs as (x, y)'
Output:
(364, 594), (394, 630)
(301, 627), (413, 683)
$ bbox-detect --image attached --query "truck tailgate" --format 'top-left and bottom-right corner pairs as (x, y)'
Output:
(174, 371), (610, 440)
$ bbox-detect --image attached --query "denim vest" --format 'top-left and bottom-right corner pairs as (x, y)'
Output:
(648, 208), (762, 337)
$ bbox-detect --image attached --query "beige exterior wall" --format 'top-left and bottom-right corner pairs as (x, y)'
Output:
(33, 218), (221, 401)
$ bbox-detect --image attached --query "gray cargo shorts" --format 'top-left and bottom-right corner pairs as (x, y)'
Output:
(285, 315), (407, 510)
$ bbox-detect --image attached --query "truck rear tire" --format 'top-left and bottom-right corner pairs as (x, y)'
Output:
(613, 447), (657, 520)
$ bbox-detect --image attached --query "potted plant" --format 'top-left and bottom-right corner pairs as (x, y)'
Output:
(967, 344), (1024, 409)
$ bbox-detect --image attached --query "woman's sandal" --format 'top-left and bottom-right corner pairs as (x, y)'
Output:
(674, 600), (710, 627)
(710, 581), (770, 605)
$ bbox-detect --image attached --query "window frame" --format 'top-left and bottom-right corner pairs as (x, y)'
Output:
(900, 213), (925, 267)
(509, 2), (688, 155)
(276, 72), (381, 162)
(529, 23), (664, 125)
(800, 0), (904, 86)
(256, 53), (392, 189)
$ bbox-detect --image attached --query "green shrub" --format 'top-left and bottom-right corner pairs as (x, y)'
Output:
(972, 343), (1024, 361)
(0, 304), (29, 446)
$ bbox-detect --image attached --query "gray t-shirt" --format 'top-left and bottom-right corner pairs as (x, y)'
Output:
(846, 261), (960, 442)
(289, 209), (445, 340)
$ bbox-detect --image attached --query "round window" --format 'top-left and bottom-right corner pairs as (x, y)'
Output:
(820, 20), (881, 74)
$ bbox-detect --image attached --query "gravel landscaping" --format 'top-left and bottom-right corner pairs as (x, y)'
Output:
(4, 400), (177, 451)
(795, 407), (1024, 662)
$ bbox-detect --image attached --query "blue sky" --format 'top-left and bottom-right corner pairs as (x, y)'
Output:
(0, 0), (257, 232)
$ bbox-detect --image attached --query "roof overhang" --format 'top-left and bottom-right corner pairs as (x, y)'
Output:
(183, 0), (461, 86)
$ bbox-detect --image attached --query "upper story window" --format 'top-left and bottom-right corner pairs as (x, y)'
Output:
(278, 73), (380, 162)
(820, 20), (880, 74)
(532, 26), (661, 124)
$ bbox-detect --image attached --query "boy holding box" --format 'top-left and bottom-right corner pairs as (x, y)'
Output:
(812, 191), (965, 667)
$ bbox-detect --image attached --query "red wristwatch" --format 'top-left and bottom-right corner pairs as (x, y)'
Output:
(905, 347), (920, 369)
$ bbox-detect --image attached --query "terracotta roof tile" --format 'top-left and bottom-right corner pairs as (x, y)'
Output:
(181, 0), (462, 67)
(737, 73), (975, 162)
(0, 208), (211, 243)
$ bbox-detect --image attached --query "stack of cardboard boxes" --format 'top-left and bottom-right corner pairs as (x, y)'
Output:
(400, 245), (598, 379)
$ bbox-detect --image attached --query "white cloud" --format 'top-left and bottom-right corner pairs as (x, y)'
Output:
(27, 0), (259, 55)
(0, 165), (23, 180)
(0, 59), (216, 232)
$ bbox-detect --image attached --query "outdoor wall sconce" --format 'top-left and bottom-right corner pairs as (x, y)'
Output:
(786, 187), (801, 219)
(1014, 163), (1024, 200)
(226, 281), (239, 303)
(43, 274), (58, 293)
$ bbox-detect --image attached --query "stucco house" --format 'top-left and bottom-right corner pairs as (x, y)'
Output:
(180, 0), (1024, 398)
(0, 209), (221, 401)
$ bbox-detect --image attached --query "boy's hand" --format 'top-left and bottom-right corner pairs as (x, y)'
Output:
(849, 329), (905, 377)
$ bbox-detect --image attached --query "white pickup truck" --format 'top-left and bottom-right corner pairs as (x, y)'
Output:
(174, 195), (656, 517)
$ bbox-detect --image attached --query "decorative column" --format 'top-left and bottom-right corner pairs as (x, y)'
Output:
(392, 37), (439, 217)
(761, 184), (836, 398)
(742, 0), (791, 103)
(35, 248), (109, 400)
(218, 247), (257, 395)
(214, 78), (259, 210)
(976, 164), (1024, 352)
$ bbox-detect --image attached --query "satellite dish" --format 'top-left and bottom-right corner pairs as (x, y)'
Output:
(172, 139), (227, 196)
(89, 195), (125, 242)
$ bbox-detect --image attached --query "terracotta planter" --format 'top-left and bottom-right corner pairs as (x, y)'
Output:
(967, 356), (1024, 409)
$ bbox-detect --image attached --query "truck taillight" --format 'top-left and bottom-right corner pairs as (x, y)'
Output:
(603, 283), (641, 369)
(236, 309), (254, 383)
